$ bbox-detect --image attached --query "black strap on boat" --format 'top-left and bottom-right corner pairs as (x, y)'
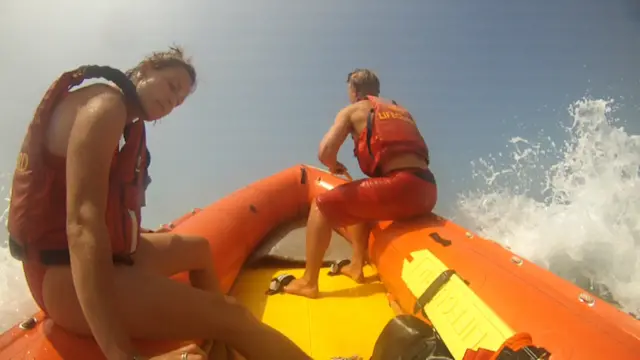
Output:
(413, 269), (456, 318)
(495, 345), (551, 359)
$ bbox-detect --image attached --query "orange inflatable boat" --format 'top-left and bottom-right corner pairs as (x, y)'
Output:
(1, 164), (639, 359)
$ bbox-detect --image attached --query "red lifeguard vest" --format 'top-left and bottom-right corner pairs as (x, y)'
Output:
(354, 96), (429, 177)
(7, 65), (149, 265)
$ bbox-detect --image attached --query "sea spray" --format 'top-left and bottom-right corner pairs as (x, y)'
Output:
(456, 98), (640, 313)
(0, 174), (38, 332)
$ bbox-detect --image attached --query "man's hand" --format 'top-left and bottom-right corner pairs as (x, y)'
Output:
(330, 161), (348, 175)
(330, 161), (352, 180)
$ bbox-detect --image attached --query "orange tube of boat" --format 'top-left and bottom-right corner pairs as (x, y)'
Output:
(369, 216), (640, 358)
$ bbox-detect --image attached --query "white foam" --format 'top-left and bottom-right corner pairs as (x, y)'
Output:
(456, 98), (640, 313)
(0, 174), (38, 332)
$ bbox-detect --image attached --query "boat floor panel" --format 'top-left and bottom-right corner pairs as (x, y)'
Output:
(231, 265), (394, 359)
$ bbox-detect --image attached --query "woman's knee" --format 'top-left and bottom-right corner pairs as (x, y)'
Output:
(137, 233), (213, 274)
(181, 235), (211, 254)
(184, 235), (213, 267)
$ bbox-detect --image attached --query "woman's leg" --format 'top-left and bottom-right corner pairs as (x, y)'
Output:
(132, 233), (221, 295)
(41, 232), (311, 360)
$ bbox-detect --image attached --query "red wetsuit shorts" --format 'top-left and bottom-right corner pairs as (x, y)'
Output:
(315, 168), (437, 228)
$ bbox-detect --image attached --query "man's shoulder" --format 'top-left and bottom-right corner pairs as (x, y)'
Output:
(340, 102), (370, 130)
(350, 101), (373, 117)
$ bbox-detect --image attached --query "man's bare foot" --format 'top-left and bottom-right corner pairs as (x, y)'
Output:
(283, 278), (319, 298)
(338, 263), (365, 283)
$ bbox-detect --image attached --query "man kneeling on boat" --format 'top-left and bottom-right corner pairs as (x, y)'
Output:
(284, 69), (438, 299)
(7, 47), (310, 360)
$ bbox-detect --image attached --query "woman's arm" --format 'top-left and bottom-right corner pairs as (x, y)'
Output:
(65, 87), (134, 360)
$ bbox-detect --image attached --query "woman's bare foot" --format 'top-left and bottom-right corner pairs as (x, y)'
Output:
(338, 263), (364, 283)
(283, 278), (319, 299)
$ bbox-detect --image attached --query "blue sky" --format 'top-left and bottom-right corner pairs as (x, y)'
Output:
(1, 0), (639, 228)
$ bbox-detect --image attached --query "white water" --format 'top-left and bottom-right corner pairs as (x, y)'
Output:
(0, 173), (38, 333)
(455, 98), (640, 313)
(0, 98), (639, 333)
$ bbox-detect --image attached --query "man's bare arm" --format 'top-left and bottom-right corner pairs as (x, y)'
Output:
(318, 105), (353, 169)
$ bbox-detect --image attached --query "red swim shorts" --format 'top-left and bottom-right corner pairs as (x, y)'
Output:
(315, 168), (438, 228)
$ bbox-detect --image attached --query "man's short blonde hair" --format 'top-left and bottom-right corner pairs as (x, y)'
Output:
(347, 68), (380, 98)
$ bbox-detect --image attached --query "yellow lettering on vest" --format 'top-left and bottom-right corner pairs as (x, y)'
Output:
(378, 111), (414, 123)
(16, 152), (29, 172)
(378, 111), (405, 120)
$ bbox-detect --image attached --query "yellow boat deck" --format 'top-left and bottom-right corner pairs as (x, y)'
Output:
(230, 265), (395, 359)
